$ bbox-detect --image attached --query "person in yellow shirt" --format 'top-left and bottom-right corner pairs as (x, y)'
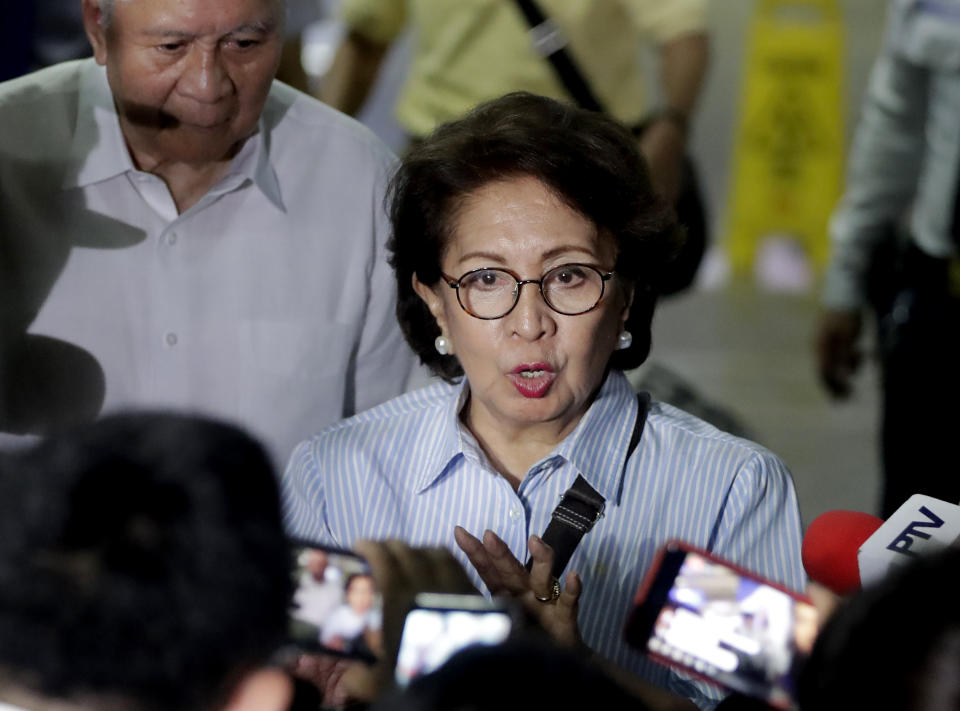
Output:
(321, 0), (708, 204)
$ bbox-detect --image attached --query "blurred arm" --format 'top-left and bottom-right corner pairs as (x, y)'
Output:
(657, 31), (709, 118)
(318, 29), (390, 115)
(823, 52), (928, 313)
(639, 32), (709, 201)
(817, 39), (928, 397)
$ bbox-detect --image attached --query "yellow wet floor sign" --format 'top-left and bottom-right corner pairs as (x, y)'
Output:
(726, 0), (846, 274)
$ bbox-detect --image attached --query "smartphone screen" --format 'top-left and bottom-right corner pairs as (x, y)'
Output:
(287, 540), (383, 661)
(625, 542), (817, 709)
(394, 593), (513, 687)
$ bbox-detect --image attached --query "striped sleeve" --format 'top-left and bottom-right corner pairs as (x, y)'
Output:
(711, 449), (806, 591)
(282, 438), (339, 546)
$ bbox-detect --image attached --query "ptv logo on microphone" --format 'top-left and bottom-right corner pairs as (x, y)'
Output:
(886, 506), (945, 557)
(858, 494), (960, 587)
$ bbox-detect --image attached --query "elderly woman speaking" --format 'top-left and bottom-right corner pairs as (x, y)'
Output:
(284, 93), (804, 705)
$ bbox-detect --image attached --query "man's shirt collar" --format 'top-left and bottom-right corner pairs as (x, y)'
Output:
(63, 60), (284, 211)
(411, 370), (640, 503)
(63, 60), (133, 188)
(214, 116), (285, 211)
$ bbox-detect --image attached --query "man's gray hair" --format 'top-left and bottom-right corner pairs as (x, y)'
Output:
(99, 0), (114, 24)
(96, 0), (124, 27)
(98, 0), (286, 28)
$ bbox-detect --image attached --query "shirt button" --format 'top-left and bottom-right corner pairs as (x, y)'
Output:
(167, 232), (178, 245)
(509, 509), (522, 521)
(164, 332), (178, 346)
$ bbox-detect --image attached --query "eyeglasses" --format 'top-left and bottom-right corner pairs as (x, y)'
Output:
(442, 263), (614, 320)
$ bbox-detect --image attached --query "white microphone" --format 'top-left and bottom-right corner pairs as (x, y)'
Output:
(857, 494), (960, 587)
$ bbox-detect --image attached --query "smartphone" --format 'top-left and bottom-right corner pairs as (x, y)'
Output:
(624, 541), (817, 710)
(287, 539), (383, 661)
(394, 593), (514, 687)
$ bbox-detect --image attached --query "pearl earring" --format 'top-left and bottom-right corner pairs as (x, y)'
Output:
(617, 330), (633, 350)
(434, 335), (450, 355)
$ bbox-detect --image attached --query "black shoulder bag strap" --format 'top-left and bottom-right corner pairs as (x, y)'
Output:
(534, 392), (650, 580)
(511, 0), (604, 113)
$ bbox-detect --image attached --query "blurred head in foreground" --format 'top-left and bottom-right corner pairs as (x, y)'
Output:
(372, 637), (647, 711)
(798, 546), (960, 711)
(0, 413), (293, 711)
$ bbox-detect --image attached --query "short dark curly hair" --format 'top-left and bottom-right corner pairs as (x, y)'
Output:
(0, 413), (292, 711)
(388, 92), (682, 382)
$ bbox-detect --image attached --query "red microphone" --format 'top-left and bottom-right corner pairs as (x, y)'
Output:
(801, 510), (884, 595)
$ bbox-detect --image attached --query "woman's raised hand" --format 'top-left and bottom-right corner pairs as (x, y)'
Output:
(453, 526), (584, 649)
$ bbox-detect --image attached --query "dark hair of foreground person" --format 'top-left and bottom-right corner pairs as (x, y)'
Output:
(0, 413), (292, 711)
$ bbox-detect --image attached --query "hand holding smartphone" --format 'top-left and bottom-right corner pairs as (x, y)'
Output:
(625, 541), (817, 709)
(394, 593), (515, 687)
(287, 538), (505, 708)
(287, 539), (383, 662)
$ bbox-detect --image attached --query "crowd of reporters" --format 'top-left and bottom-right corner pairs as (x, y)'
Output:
(2, 414), (959, 711)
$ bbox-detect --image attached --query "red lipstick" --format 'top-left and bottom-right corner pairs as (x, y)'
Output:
(507, 363), (555, 398)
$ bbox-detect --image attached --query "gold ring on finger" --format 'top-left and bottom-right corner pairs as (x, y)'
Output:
(535, 576), (561, 603)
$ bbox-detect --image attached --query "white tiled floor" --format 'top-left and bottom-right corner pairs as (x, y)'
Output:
(647, 280), (881, 529)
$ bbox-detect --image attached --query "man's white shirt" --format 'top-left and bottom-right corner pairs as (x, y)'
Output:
(0, 59), (415, 467)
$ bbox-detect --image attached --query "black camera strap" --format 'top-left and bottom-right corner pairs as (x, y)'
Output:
(536, 392), (650, 580)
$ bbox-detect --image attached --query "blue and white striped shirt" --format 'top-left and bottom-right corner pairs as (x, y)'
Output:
(283, 370), (804, 708)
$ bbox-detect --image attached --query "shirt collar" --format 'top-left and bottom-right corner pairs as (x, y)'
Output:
(63, 60), (285, 211)
(63, 60), (135, 188)
(412, 379), (471, 494)
(411, 371), (641, 503)
(215, 119), (285, 211)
